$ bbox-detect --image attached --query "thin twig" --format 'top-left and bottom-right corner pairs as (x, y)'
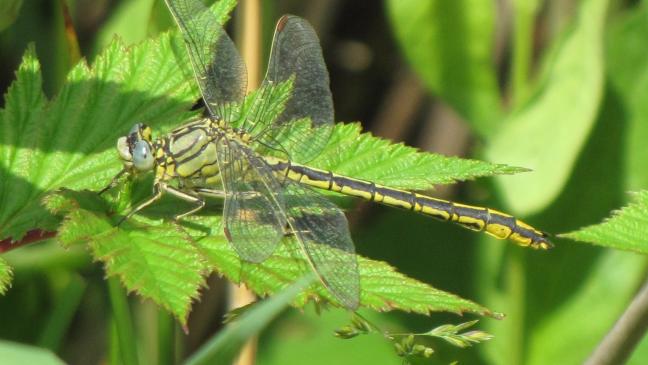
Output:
(585, 276), (648, 365)
(231, 1), (262, 365)
(371, 67), (424, 141)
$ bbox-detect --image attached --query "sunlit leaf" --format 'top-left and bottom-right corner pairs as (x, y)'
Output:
(523, 250), (644, 365)
(0, 34), (198, 242)
(46, 187), (495, 319)
(311, 123), (526, 191)
(193, 216), (495, 317)
(485, 0), (608, 215)
(0, 0), (507, 320)
(48, 190), (206, 325)
(562, 191), (648, 253)
(606, 3), (648, 190)
(0, 340), (65, 365)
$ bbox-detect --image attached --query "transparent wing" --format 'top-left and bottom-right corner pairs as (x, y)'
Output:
(216, 138), (286, 262)
(283, 182), (360, 309)
(217, 138), (359, 308)
(166, 0), (247, 122)
(244, 15), (334, 162)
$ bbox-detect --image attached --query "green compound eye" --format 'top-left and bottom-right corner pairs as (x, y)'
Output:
(132, 140), (154, 171)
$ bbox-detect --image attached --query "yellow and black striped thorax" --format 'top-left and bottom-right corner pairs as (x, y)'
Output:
(152, 119), (248, 184)
(264, 156), (552, 249)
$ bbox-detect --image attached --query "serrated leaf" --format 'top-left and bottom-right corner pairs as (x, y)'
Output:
(48, 191), (207, 325)
(90, 224), (206, 326)
(485, 0), (608, 215)
(0, 0), (239, 243)
(0, 0), (521, 241)
(48, 188), (494, 319)
(0, 32), (198, 241)
(1, 0), (505, 320)
(191, 217), (494, 317)
(0, 257), (12, 294)
(386, 0), (501, 137)
(561, 191), (648, 254)
(310, 123), (526, 191)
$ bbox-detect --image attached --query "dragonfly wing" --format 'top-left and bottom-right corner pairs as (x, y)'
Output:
(283, 182), (360, 310)
(216, 137), (286, 262)
(246, 15), (334, 162)
(166, 0), (247, 122)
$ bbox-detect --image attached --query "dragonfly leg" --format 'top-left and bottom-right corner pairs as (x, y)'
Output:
(193, 187), (227, 199)
(98, 168), (127, 195)
(194, 188), (261, 200)
(162, 185), (207, 221)
(118, 182), (164, 225)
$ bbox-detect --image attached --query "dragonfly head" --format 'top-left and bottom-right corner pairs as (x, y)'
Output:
(117, 123), (155, 172)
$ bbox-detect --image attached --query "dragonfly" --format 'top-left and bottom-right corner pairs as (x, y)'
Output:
(103, 0), (551, 310)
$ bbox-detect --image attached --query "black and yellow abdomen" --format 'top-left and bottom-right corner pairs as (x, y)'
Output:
(265, 156), (552, 249)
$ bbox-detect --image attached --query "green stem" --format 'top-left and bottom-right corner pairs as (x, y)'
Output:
(508, 249), (527, 365)
(510, 0), (539, 106)
(108, 277), (139, 365)
(184, 276), (313, 365)
(37, 273), (86, 351)
(157, 309), (175, 365)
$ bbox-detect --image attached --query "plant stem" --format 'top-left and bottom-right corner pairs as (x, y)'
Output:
(585, 277), (648, 365)
(158, 309), (175, 365)
(108, 277), (139, 365)
(231, 1), (262, 364)
(0, 230), (56, 253)
(37, 273), (87, 351)
(508, 249), (526, 365)
(510, 0), (539, 106)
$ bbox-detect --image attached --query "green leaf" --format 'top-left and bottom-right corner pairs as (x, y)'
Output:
(485, 0), (608, 215)
(2, 0), (504, 320)
(184, 276), (313, 365)
(192, 217), (495, 317)
(48, 186), (495, 319)
(606, 3), (648, 190)
(0, 0), (520, 243)
(0, 33), (198, 241)
(310, 123), (527, 191)
(523, 250), (645, 365)
(386, 0), (502, 137)
(561, 191), (648, 254)
(94, 0), (158, 51)
(509, 0), (541, 105)
(0, 257), (12, 294)
(0, 340), (65, 365)
(91, 226), (207, 327)
(48, 190), (207, 325)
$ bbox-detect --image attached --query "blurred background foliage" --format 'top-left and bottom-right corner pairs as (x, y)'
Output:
(1, 0), (648, 364)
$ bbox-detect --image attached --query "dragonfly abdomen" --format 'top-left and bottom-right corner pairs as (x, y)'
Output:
(266, 157), (552, 250)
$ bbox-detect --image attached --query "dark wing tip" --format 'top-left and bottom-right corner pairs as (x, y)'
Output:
(276, 14), (299, 32)
(276, 15), (290, 32)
